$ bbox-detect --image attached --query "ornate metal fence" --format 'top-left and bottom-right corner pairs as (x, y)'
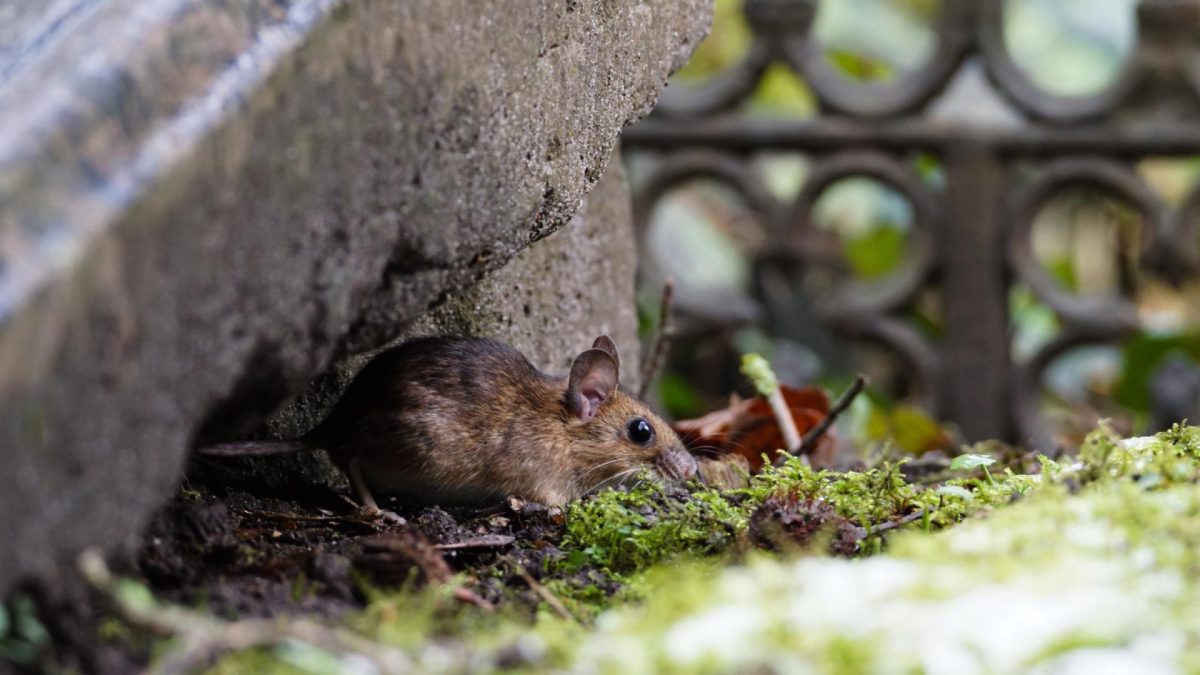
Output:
(622, 0), (1200, 451)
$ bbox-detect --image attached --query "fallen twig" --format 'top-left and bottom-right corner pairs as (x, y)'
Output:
(78, 549), (413, 675)
(864, 508), (926, 537)
(777, 374), (867, 465)
(510, 559), (576, 622)
(359, 532), (495, 611)
(237, 508), (378, 529)
(435, 534), (516, 551)
(638, 278), (676, 400)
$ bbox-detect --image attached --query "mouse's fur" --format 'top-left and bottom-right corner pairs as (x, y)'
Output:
(201, 335), (696, 507)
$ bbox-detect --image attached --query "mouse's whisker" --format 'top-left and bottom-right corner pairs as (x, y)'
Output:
(580, 457), (629, 479)
(588, 469), (632, 494)
(587, 467), (640, 495)
(687, 444), (726, 457)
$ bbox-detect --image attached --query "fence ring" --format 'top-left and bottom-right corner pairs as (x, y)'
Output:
(843, 315), (942, 416)
(976, 0), (1138, 122)
(787, 151), (938, 320)
(1006, 157), (1163, 332)
(654, 42), (774, 118)
(631, 150), (783, 239)
(1011, 323), (1137, 453)
(780, 0), (971, 118)
(1167, 181), (1200, 276)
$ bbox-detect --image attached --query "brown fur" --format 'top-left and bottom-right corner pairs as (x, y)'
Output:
(297, 336), (695, 506)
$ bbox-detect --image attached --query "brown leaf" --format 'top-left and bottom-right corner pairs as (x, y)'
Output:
(672, 385), (836, 472)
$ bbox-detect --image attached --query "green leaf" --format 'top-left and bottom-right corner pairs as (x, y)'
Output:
(0, 602), (8, 638)
(936, 485), (975, 501)
(843, 225), (906, 280)
(10, 595), (46, 646)
(747, 62), (816, 116)
(890, 405), (946, 455)
(277, 639), (345, 675)
(950, 454), (997, 471)
(113, 580), (157, 615)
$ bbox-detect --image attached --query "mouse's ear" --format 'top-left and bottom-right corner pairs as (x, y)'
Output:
(566, 348), (618, 420)
(591, 335), (620, 371)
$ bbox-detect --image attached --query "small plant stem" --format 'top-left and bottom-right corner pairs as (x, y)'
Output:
(768, 385), (804, 454)
(801, 374), (867, 451)
(982, 465), (995, 485)
(638, 278), (676, 400)
(774, 374), (869, 466)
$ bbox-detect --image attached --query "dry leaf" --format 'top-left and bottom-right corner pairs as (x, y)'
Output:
(673, 385), (837, 472)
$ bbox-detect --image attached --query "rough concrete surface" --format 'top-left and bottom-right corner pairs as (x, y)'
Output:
(0, 0), (710, 590)
(406, 151), (642, 390)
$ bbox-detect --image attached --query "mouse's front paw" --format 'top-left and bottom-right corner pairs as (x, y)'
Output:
(359, 505), (406, 527)
(378, 509), (407, 526)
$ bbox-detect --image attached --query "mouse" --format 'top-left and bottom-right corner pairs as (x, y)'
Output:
(199, 335), (698, 514)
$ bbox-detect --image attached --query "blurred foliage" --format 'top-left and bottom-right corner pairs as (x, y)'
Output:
(862, 402), (949, 455)
(0, 595), (47, 666)
(672, 0), (752, 82)
(814, 0), (940, 82)
(813, 177), (912, 280)
(658, 372), (708, 419)
(1113, 333), (1200, 413)
(1004, 0), (1136, 97)
(746, 63), (815, 117)
(843, 225), (906, 280)
(1031, 187), (1142, 297)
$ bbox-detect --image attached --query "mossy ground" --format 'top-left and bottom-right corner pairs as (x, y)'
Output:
(24, 426), (1200, 673)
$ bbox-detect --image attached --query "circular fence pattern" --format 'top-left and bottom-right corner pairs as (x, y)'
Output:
(627, 0), (1200, 451)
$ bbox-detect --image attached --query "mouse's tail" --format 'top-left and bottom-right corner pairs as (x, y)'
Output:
(195, 439), (309, 457)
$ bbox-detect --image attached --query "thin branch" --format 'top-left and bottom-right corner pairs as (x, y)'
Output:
(510, 559), (576, 622)
(771, 374), (867, 467)
(783, 374), (867, 465)
(435, 534), (516, 551)
(865, 509), (927, 537)
(358, 532), (495, 611)
(237, 508), (379, 529)
(78, 549), (413, 675)
(638, 278), (676, 400)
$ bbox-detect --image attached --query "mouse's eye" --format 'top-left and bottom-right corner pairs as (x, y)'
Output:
(627, 418), (654, 445)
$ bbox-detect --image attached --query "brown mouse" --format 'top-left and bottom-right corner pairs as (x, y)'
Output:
(200, 335), (697, 512)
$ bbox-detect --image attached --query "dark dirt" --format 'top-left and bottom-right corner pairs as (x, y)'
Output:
(748, 494), (864, 557)
(5, 454), (925, 673)
(5, 460), (601, 675)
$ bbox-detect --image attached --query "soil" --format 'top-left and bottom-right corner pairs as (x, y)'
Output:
(9, 460), (603, 675)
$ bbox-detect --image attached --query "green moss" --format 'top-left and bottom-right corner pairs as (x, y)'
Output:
(541, 575), (619, 622)
(560, 476), (745, 574)
(559, 451), (1043, 578)
(1079, 423), (1200, 485)
(204, 648), (311, 675)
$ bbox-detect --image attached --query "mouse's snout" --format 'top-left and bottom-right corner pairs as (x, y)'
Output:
(657, 446), (698, 483)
